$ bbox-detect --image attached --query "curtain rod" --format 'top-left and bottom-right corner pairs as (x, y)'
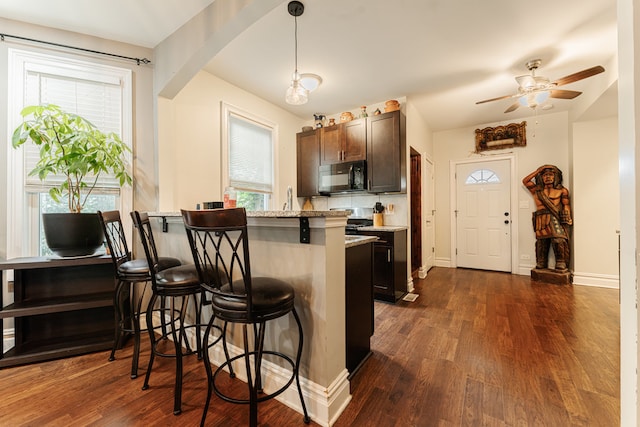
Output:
(0, 32), (151, 65)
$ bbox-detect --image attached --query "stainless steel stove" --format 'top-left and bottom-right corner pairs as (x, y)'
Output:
(335, 207), (373, 234)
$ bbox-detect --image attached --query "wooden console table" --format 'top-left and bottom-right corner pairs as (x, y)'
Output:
(0, 255), (115, 368)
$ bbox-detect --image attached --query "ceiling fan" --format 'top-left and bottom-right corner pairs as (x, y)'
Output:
(476, 59), (605, 113)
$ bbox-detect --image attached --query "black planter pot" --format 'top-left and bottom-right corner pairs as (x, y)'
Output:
(42, 212), (105, 257)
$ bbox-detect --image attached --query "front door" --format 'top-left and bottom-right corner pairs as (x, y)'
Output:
(455, 159), (511, 272)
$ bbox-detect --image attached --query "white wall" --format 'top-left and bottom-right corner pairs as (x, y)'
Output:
(433, 112), (571, 273)
(572, 117), (620, 287)
(157, 70), (305, 211)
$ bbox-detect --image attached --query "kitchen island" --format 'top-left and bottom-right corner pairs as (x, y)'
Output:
(148, 210), (358, 426)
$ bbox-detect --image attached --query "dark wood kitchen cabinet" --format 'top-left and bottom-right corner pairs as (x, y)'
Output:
(367, 110), (406, 193)
(345, 241), (374, 376)
(296, 128), (321, 197)
(319, 118), (366, 165)
(0, 256), (115, 368)
(359, 228), (407, 302)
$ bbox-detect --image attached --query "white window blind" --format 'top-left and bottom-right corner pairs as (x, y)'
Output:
(23, 70), (123, 188)
(228, 113), (273, 193)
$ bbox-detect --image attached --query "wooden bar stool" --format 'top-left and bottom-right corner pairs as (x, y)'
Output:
(182, 208), (310, 427)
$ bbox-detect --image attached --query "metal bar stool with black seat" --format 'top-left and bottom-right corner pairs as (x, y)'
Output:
(97, 210), (181, 379)
(132, 210), (206, 415)
(182, 207), (311, 427)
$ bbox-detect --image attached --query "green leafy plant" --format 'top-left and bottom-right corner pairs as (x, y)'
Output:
(12, 104), (132, 213)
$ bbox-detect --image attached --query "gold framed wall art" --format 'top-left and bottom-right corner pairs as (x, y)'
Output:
(475, 121), (526, 152)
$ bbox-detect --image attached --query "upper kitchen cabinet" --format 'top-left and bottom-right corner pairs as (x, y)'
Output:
(296, 129), (321, 197)
(367, 110), (406, 193)
(320, 118), (366, 165)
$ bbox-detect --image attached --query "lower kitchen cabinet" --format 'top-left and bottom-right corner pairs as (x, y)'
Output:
(0, 255), (116, 368)
(359, 229), (407, 302)
(345, 241), (374, 376)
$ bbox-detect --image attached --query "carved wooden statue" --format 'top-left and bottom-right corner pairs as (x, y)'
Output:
(522, 165), (572, 271)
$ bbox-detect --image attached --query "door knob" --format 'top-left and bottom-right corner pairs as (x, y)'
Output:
(504, 220), (510, 224)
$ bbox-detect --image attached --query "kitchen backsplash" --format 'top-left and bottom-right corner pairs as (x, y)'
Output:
(307, 193), (407, 226)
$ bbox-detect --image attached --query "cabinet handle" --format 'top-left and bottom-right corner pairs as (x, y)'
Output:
(387, 249), (391, 263)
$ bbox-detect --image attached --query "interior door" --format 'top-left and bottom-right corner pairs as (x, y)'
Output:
(424, 158), (435, 272)
(455, 159), (511, 272)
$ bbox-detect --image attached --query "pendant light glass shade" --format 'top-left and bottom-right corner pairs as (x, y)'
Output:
(286, 78), (308, 105)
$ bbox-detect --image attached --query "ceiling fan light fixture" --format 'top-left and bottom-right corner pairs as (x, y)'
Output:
(519, 91), (550, 109)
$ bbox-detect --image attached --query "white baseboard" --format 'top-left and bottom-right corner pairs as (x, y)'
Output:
(418, 266), (428, 279)
(572, 272), (620, 288)
(435, 257), (451, 268)
(153, 313), (350, 427)
(406, 277), (414, 293)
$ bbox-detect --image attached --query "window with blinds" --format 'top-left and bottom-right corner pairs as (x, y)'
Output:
(7, 48), (132, 257)
(23, 68), (123, 189)
(228, 113), (274, 194)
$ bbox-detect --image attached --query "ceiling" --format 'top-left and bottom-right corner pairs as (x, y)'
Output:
(0, 0), (618, 131)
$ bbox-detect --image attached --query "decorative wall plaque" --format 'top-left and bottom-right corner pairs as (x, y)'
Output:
(475, 121), (526, 152)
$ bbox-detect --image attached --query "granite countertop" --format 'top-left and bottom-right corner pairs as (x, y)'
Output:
(345, 235), (378, 249)
(149, 210), (350, 218)
(358, 225), (408, 232)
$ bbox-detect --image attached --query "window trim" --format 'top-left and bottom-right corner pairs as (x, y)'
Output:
(220, 102), (278, 209)
(7, 48), (133, 258)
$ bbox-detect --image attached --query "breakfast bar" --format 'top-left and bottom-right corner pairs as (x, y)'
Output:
(148, 210), (358, 426)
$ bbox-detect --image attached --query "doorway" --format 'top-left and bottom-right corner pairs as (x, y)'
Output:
(451, 156), (516, 273)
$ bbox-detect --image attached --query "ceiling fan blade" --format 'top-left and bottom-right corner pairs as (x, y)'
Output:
(552, 65), (605, 86)
(476, 94), (516, 104)
(549, 89), (582, 99)
(504, 102), (520, 113)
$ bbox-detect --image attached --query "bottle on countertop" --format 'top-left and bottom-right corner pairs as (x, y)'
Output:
(223, 186), (237, 208)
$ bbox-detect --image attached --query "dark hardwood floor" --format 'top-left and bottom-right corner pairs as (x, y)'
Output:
(0, 267), (619, 426)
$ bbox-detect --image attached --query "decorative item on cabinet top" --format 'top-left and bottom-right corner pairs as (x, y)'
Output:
(314, 113), (326, 128)
(340, 111), (354, 122)
(384, 99), (400, 112)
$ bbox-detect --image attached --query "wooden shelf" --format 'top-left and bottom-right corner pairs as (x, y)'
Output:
(0, 292), (112, 318)
(1, 256), (116, 368)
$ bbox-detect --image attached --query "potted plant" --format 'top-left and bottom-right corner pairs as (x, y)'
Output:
(12, 104), (132, 257)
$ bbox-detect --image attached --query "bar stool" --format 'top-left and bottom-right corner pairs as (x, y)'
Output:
(182, 208), (311, 427)
(131, 210), (204, 415)
(97, 210), (181, 379)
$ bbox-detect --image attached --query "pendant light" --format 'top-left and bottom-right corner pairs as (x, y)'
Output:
(285, 1), (321, 105)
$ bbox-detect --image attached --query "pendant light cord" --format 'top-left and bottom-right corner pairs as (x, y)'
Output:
(293, 14), (299, 74)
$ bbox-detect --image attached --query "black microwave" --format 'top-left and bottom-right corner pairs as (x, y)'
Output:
(318, 160), (367, 193)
